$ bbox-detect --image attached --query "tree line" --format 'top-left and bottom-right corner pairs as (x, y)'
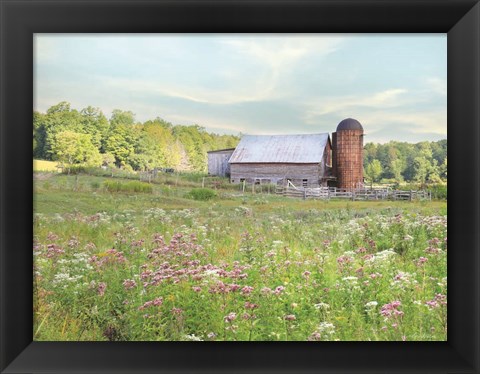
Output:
(33, 102), (240, 172)
(363, 139), (447, 185)
(34, 101), (447, 184)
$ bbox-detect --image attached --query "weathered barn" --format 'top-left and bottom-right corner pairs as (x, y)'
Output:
(206, 118), (364, 190)
(207, 148), (235, 177)
(228, 134), (332, 186)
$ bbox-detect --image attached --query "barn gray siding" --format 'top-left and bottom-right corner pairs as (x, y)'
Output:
(230, 163), (324, 185)
(207, 150), (235, 177)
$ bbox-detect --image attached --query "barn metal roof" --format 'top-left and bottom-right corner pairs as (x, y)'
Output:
(228, 133), (330, 163)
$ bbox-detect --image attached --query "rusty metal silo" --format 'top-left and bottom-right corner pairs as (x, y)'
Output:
(333, 118), (364, 190)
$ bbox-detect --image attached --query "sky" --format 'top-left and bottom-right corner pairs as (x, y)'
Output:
(34, 34), (447, 144)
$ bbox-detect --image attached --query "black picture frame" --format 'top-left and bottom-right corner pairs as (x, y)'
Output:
(1, 0), (479, 373)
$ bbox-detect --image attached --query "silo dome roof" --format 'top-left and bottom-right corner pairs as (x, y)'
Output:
(337, 118), (363, 131)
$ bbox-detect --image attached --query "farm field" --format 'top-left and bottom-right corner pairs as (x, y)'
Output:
(33, 159), (60, 172)
(33, 173), (447, 341)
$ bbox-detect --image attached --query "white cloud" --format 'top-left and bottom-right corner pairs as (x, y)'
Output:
(216, 36), (344, 103)
(89, 36), (345, 106)
(303, 88), (409, 124)
(220, 36), (342, 70)
(426, 77), (447, 96)
(299, 83), (446, 143)
(353, 109), (447, 144)
(372, 111), (446, 134)
(95, 36), (346, 106)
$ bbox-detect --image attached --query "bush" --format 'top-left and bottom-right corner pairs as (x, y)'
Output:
(90, 181), (101, 190)
(63, 165), (87, 175)
(103, 180), (153, 194)
(186, 188), (217, 201)
(428, 184), (447, 200)
(400, 183), (447, 200)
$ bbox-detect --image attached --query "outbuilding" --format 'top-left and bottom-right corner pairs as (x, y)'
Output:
(207, 148), (236, 177)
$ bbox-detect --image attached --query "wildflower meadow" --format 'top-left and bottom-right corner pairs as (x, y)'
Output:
(33, 174), (447, 341)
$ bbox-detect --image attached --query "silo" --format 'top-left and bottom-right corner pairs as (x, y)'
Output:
(334, 118), (364, 190)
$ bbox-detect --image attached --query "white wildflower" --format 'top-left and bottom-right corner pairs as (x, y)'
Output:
(314, 302), (330, 311)
(365, 301), (378, 309)
(184, 334), (203, 341)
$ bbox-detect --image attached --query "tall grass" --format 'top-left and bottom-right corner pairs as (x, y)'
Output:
(103, 180), (153, 193)
(186, 188), (217, 201)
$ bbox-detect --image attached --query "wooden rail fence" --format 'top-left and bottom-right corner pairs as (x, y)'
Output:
(275, 181), (431, 201)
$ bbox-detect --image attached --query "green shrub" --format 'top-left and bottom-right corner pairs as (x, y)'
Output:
(90, 181), (101, 190)
(400, 183), (447, 200)
(429, 184), (447, 200)
(62, 165), (87, 175)
(186, 188), (217, 201)
(103, 180), (153, 193)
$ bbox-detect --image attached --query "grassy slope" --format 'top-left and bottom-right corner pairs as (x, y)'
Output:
(34, 174), (446, 216)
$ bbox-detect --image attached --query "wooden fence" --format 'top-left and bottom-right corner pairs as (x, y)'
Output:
(275, 181), (431, 201)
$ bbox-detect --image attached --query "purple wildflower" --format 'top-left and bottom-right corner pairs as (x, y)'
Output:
(355, 247), (367, 254)
(416, 257), (428, 266)
(273, 286), (285, 295)
(244, 301), (258, 310)
(46, 244), (65, 258)
(123, 279), (137, 290)
(97, 282), (107, 296)
(380, 300), (403, 319)
(261, 287), (273, 295)
(224, 312), (237, 323)
(241, 286), (254, 295)
(171, 307), (183, 315)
